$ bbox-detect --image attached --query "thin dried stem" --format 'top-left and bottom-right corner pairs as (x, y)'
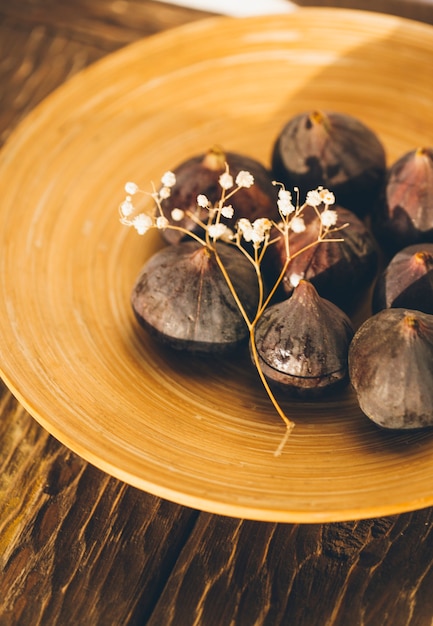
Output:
(249, 326), (295, 431)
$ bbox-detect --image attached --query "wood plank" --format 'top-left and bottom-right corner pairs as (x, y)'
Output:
(0, 1), (214, 146)
(0, 381), (200, 625)
(296, 0), (433, 24)
(0, 0), (215, 46)
(148, 509), (433, 625)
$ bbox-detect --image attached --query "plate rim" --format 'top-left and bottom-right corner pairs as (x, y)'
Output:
(2, 8), (433, 522)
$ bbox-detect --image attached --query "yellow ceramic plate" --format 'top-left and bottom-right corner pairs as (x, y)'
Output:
(1, 9), (433, 522)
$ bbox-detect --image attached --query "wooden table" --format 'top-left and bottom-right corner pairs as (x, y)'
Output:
(2, 2), (433, 624)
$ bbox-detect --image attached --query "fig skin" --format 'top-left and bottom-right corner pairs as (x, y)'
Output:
(373, 147), (433, 255)
(159, 146), (279, 245)
(271, 110), (386, 217)
(372, 244), (433, 314)
(263, 204), (378, 313)
(349, 308), (433, 429)
(131, 241), (259, 353)
(252, 280), (354, 398)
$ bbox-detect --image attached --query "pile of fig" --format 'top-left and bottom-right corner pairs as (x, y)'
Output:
(126, 112), (433, 434)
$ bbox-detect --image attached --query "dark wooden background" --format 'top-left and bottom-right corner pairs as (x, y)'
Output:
(2, 1), (433, 624)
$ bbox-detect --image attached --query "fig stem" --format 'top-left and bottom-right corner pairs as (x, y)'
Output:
(162, 224), (206, 247)
(258, 234), (345, 317)
(213, 244), (295, 444)
(212, 245), (256, 328)
(249, 325), (296, 433)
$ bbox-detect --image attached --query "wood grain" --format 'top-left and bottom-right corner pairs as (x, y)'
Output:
(0, 0), (213, 146)
(297, 0), (433, 24)
(2, 2), (433, 625)
(149, 510), (433, 626)
(0, 384), (199, 625)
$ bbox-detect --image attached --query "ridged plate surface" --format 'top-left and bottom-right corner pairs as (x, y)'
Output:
(1, 8), (433, 521)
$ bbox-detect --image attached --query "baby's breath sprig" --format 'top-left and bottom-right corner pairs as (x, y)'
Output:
(119, 166), (346, 450)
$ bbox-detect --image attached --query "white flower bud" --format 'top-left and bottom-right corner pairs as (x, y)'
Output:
(319, 189), (335, 205)
(221, 204), (234, 219)
(320, 209), (338, 227)
(237, 218), (254, 242)
(289, 272), (304, 288)
(132, 213), (152, 235)
(277, 189), (295, 216)
(156, 216), (169, 229)
(171, 208), (185, 222)
(208, 224), (229, 239)
(290, 216), (306, 233)
(252, 218), (271, 242)
(235, 171), (254, 188)
(197, 194), (209, 208)
(305, 189), (323, 207)
(125, 182), (139, 195)
(161, 171), (176, 187)
(219, 172), (234, 190)
(120, 198), (134, 217)
(159, 186), (171, 200)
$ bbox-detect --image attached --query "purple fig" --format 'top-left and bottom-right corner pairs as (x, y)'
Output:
(349, 308), (433, 429)
(372, 244), (433, 314)
(374, 147), (433, 254)
(159, 145), (279, 244)
(131, 241), (258, 353)
(271, 110), (386, 217)
(263, 204), (378, 313)
(252, 280), (354, 397)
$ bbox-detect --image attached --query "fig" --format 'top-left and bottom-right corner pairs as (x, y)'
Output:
(263, 204), (378, 313)
(373, 147), (433, 255)
(372, 244), (433, 314)
(159, 145), (279, 245)
(131, 241), (259, 353)
(271, 110), (386, 217)
(252, 280), (354, 398)
(349, 308), (433, 429)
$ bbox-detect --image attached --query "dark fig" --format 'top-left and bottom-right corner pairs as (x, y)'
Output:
(374, 147), (433, 255)
(131, 241), (258, 353)
(372, 244), (433, 314)
(349, 308), (433, 429)
(271, 110), (386, 217)
(159, 145), (279, 245)
(263, 204), (378, 313)
(252, 280), (354, 398)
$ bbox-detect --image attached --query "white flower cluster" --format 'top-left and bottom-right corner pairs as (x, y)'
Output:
(237, 217), (272, 244)
(119, 171), (177, 235)
(119, 167), (256, 241)
(119, 165), (338, 248)
(273, 184), (338, 237)
(306, 187), (338, 228)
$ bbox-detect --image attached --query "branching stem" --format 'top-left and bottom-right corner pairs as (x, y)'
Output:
(120, 167), (345, 450)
